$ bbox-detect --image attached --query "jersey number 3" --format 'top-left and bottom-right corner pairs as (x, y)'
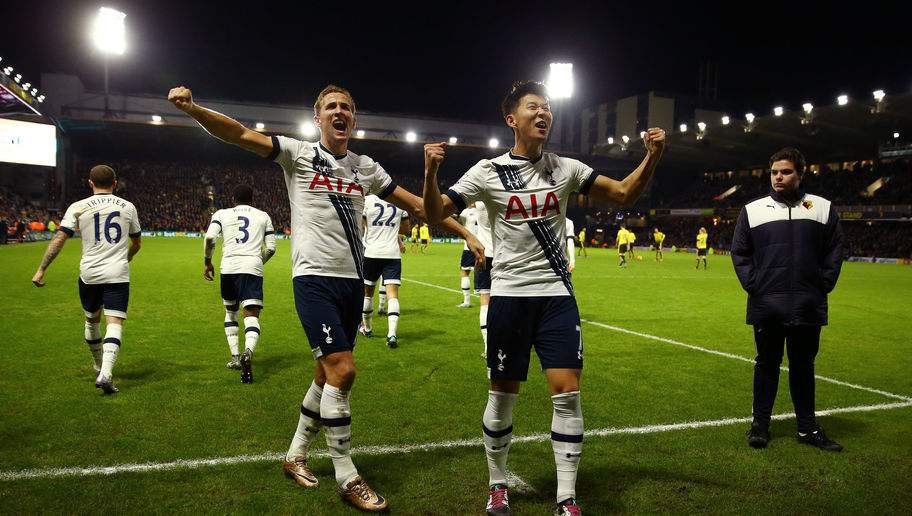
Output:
(236, 216), (250, 243)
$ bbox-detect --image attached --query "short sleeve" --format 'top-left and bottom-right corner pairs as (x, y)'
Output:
(265, 213), (275, 235)
(564, 158), (596, 195)
(205, 211), (222, 239)
(59, 204), (78, 236)
(128, 203), (141, 237)
(371, 162), (397, 199)
(446, 161), (487, 213)
(565, 218), (575, 239)
(267, 135), (310, 172)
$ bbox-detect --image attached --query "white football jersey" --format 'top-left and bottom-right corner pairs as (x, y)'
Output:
(362, 194), (408, 259)
(59, 193), (141, 284)
(565, 218), (576, 266)
(447, 151), (595, 296)
(474, 200), (494, 258)
(269, 136), (396, 279)
(458, 206), (478, 251)
(205, 205), (275, 276)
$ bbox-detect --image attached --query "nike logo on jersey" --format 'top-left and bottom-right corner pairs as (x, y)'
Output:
(504, 192), (560, 220)
(309, 173), (364, 195)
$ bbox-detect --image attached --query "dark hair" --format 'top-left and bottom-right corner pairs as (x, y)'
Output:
(501, 80), (549, 118)
(89, 165), (116, 188)
(769, 147), (806, 176)
(233, 184), (254, 204)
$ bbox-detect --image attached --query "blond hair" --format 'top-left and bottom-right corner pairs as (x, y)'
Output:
(313, 84), (356, 114)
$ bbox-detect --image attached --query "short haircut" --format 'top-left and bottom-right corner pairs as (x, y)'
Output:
(501, 80), (549, 118)
(769, 147), (806, 176)
(89, 165), (116, 188)
(233, 184), (254, 204)
(314, 84), (356, 114)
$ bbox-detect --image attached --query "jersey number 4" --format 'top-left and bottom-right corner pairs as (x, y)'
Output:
(371, 203), (398, 227)
(236, 216), (250, 243)
(93, 211), (122, 244)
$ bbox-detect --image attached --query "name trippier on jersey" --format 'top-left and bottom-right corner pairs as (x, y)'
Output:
(446, 151), (596, 297)
(60, 193), (142, 285)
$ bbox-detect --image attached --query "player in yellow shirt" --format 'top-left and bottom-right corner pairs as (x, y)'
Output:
(409, 224), (420, 254)
(577, 228), (588, 258)
(616, 224), (630, 267)
(627, 230), (637, 260)
(653, 227), (665, 262)
(419, 223), (431, 254)
(696, 227), (709, 270)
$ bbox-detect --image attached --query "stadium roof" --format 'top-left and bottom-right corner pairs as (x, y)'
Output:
(592, 94), (912, 171)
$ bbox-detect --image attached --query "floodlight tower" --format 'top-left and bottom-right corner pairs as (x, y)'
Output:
(92, 7), (126, 118)
(546, 62), (573, 151)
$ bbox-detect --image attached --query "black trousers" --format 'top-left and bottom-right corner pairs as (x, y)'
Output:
(752, 324), (821, 433)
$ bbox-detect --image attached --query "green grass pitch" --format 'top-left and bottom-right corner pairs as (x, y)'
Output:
(1, 238), (910, 514)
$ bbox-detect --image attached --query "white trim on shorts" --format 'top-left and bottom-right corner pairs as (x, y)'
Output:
(222, 299), (238, 306)
(460, 266), (474, 271)
(382, 278), (401, 286)
(240, 299), (263, 308)
(475, 289), (491, 295)
(103, 309), (127, 319)
(363, 279), (377, 287)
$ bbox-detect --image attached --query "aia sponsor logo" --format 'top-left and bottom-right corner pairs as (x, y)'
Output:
(308, 173), (364, 195)
(504, 191), (560, 220)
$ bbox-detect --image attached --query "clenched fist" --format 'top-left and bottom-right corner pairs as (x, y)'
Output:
(168, 86), (195, 113)
(643, 127), (666, 155)
(424, 142), (447, 176)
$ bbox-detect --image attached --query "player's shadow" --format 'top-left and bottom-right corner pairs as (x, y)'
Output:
(252, 352), (299, 380)
(770, 414), (870, 440)
(523, 463), (731, 510)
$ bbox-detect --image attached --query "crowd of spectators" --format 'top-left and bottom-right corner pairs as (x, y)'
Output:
(0, 186), (54, 244)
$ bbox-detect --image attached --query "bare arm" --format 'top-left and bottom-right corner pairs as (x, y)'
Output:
(421, 142), (457, 223)
(128, 236), (141, 262)
(386, 185), (485, 263)
(588, 128), (666, 207)
(168, 86), (273, 157)
(32, 231), (69, 287)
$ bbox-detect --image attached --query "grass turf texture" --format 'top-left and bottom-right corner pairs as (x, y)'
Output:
(1, 238), (910, 514)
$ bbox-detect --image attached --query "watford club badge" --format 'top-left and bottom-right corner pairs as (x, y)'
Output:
(802, 200), (814, 210)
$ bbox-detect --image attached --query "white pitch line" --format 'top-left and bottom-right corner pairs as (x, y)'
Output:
(401, 277), (912, 402)
(506, 470), (537, 494)
(581, 319), (912, 402)
(2, 400), (909, 482)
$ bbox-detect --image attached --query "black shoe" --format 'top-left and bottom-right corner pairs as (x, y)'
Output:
(746, 422), (770, 449)
(240, 350), (253, 384)
(386, 335), (398, 349)
(797, 428), (843, 452)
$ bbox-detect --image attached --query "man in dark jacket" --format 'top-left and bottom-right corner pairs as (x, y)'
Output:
(731, 147), (844, 452)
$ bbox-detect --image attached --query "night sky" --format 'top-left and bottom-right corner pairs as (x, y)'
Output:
(5, 0), (911, 124)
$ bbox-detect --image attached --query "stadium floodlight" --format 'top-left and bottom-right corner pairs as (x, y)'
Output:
(873, 89), (885, 102)
(639, 131), (646, 139)
(14, 74), (21, 83)
(151, 115), (162, 124)
(837, 94), (848, 106)
(679, 123), (687, 133)
(92, 7), (127, 118)
(22, 82), (31, 90)
(621, 135), (630, 144)
(92, 7), (127, 55)
(607, 136), (614, 145)
(894, 132), (900, 139)
(31, 88), (38, 96)
(37, 95), (45, 102)
(802, 103), (813, 114)
(2, 67), (11, 75)
(745, 112), (755, 123)
(488, 138), (500, 148)
(300, 121), (317, 137)
(697, 122), (707, 132)
(773, 106), (784, 117)
(721, 115), (730, 126)
(356, 129), (366, 138)
(255, 122), (265, 131)
(405, 131), (417, 143)
(546, 62), (573, 99)
(448, 136), (458, 145)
